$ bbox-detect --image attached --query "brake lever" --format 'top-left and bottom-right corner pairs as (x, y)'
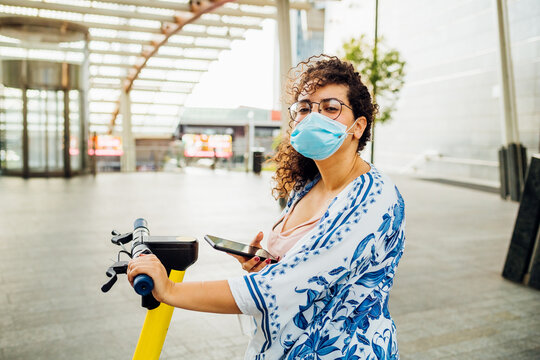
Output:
(111, 231), (133, 245)
(101, 261), (129, 293)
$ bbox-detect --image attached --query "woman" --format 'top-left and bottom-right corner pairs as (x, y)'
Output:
(128, 55), (405, 359)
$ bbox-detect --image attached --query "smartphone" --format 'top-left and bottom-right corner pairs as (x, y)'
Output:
(204, 235), (278, 263)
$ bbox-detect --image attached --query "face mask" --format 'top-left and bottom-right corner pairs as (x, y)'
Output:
(290, 112), (358, 160)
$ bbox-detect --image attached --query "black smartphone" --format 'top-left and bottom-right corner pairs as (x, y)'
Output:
(204, 235), (278, 263)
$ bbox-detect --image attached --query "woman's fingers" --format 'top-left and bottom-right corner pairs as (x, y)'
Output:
(227, 232), (265, 272)
(127, 254), (159, 283)
(127, 254), (172, 303)
(242, 256), (264, 272)
(250, 231), (264, 247)
(250, 260), (268, 273)
(240, 256), (259, 271)
(241, 255), (280, 273)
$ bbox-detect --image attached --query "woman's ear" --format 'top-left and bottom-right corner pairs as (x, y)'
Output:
(353, 116), (367, 139)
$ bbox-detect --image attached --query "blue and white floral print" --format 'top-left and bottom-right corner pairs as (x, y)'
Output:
(229, 166), (405, 360)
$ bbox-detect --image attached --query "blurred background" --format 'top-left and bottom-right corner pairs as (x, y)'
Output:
(1, 0), (537, 185)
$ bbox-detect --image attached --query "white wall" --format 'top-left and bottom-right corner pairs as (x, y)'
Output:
(324, 0), (539, 185)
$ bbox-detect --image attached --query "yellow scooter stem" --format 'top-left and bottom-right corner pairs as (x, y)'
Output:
(132, 270), (185, 360)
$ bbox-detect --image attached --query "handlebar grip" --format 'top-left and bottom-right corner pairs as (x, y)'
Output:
(134, 218), (148, 230)
(133, 274), (154, 296)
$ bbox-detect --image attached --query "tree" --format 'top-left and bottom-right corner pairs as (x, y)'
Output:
(342, 35), (406, 162)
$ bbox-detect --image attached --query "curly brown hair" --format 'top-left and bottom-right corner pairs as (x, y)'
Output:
(271, 54), (377, 199)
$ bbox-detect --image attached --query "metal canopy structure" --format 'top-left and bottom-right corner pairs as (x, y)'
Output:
(0, 0), (310, 135)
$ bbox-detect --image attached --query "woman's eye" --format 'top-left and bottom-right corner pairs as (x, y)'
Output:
(298, 108), (310, 114)
(323, 106), (339, 113)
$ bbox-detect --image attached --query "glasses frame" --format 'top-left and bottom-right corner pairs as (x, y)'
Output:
(288, 98), (353, 122)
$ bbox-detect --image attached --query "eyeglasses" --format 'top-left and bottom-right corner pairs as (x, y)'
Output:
(288, 98), (353, 122)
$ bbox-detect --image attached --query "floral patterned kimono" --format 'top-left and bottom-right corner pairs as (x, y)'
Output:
(228, 166), (406, 360)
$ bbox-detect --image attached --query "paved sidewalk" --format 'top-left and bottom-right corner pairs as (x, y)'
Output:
(0, 168), (538, 359)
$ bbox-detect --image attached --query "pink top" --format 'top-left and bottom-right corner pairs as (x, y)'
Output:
(267, 207), (321, 259)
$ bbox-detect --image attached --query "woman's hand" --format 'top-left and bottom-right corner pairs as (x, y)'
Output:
(229, 231), (278, 273)
(127, 254), (174, 303)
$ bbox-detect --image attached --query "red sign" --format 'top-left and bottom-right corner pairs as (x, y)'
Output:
(182, 134), (232, 158)
(271, 110), (281, 121)
(88, 135), (124, 156)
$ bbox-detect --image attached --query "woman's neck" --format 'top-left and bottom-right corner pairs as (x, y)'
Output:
(316, 151), (369, 192)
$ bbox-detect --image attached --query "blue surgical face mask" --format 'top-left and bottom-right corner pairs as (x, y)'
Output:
(290, 112), (358, 160)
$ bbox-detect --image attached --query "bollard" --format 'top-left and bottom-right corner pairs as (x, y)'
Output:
(502, 155), (540, 289)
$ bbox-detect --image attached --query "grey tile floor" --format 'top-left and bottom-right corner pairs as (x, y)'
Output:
(0, 168), (538, 360)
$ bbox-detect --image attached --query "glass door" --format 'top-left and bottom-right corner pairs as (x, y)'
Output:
(0, 87), (24, 173)
(26, 89), (64, 175)
(48, 90), (64, 173)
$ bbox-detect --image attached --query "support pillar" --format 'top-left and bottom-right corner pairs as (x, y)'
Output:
(81, 33), (90, 172)
(276, 0), (293, 134)
(21, 59), (29, 178)
(63, 90), (71, 178)
(496, 0), (527, 201)
(247, 111), (254, 172)
(22, 85), (28, 179)
(120, 90), (136, 172)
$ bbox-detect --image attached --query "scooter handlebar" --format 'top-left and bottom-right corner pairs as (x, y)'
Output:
(132, 218), (154, 296)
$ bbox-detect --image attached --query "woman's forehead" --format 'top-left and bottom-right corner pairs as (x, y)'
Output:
(298, 83), (349, 101)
